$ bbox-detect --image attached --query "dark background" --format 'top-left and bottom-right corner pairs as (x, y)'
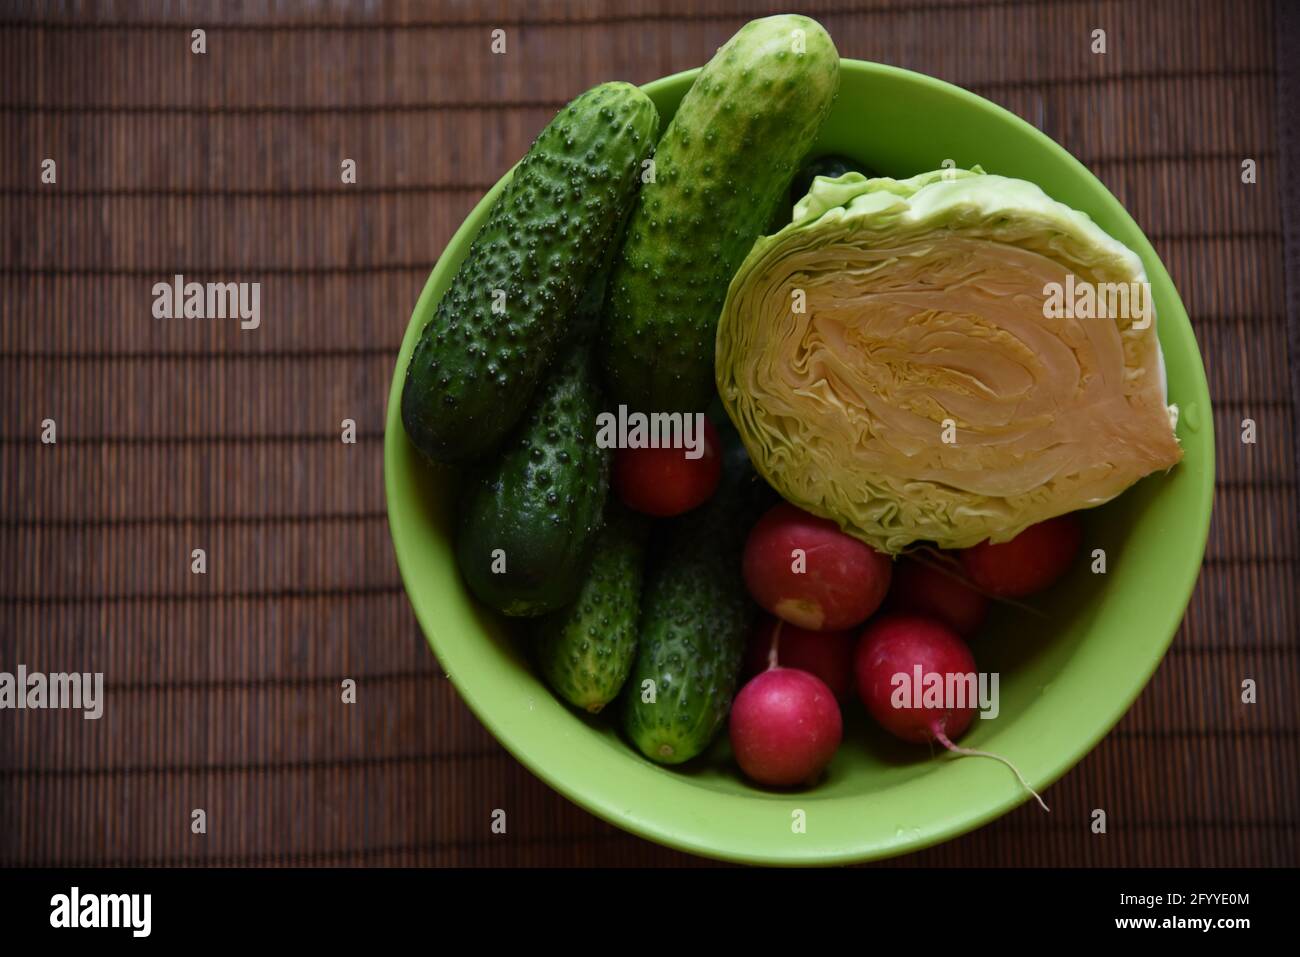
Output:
(0, 0), (1296, 866)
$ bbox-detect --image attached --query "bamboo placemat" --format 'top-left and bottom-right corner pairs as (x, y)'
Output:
(0, 0), (1296, 867)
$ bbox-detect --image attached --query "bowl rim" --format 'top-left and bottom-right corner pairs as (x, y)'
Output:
(384, 58), (1216, 865)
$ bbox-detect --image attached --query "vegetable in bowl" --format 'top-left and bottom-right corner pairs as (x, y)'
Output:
(386, 23), (1215, 863)
(601, 14), (840, 414)
(716, 167), (1184, 554)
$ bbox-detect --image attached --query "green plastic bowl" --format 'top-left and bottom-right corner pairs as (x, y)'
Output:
(385, 60), (1215, 865)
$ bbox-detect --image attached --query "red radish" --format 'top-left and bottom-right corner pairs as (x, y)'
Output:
(854, 613), (1048, 811)
(855, 613), (977, 744)
(612, 417), (722, 517)
(744, 616), (856, 702)
(888, 556), (989, 638)
(742, 502), (892, 630)
(729, 667), (843, 788)
(959, 514), (1083, 599)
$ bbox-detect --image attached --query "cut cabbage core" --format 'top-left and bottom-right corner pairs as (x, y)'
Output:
(716, 168), (1183, 554)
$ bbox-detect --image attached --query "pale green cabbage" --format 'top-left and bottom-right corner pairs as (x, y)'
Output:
(716, 168), (1183, 554)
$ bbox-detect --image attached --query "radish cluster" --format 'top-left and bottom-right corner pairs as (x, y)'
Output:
(728, 503), (1081, 801)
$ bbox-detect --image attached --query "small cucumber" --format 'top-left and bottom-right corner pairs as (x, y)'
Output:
(601, 15), (840, 413)
(402, 82), (658, 463)
(623, 423), (775, 764)
(535, 507), (649, 713)
(455, 348), (610, 617)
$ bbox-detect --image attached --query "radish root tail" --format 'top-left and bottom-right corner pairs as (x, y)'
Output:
(934, 729), (1050, 813)
(766, 620), (783, 672)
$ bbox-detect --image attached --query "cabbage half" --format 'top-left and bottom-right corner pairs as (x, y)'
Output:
(716, 168), (1183, 554)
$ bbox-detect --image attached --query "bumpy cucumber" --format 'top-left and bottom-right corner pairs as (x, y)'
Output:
(601, 15), (840, 412)
(402, 82), (658, 463)
(455, 349), (610, 617)
(623, 423), (775, 764)
(535, 507), (648, 713)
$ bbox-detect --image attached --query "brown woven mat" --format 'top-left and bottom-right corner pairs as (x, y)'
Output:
(1, 0), (1296, 867)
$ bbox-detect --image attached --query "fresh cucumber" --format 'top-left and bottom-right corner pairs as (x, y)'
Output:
(601, 15), (840, 413)
(402, 82), (658, 463)
(623, 422), (775, 764)
(535, 506), (649, 713)
(455, 348), (610, 617)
